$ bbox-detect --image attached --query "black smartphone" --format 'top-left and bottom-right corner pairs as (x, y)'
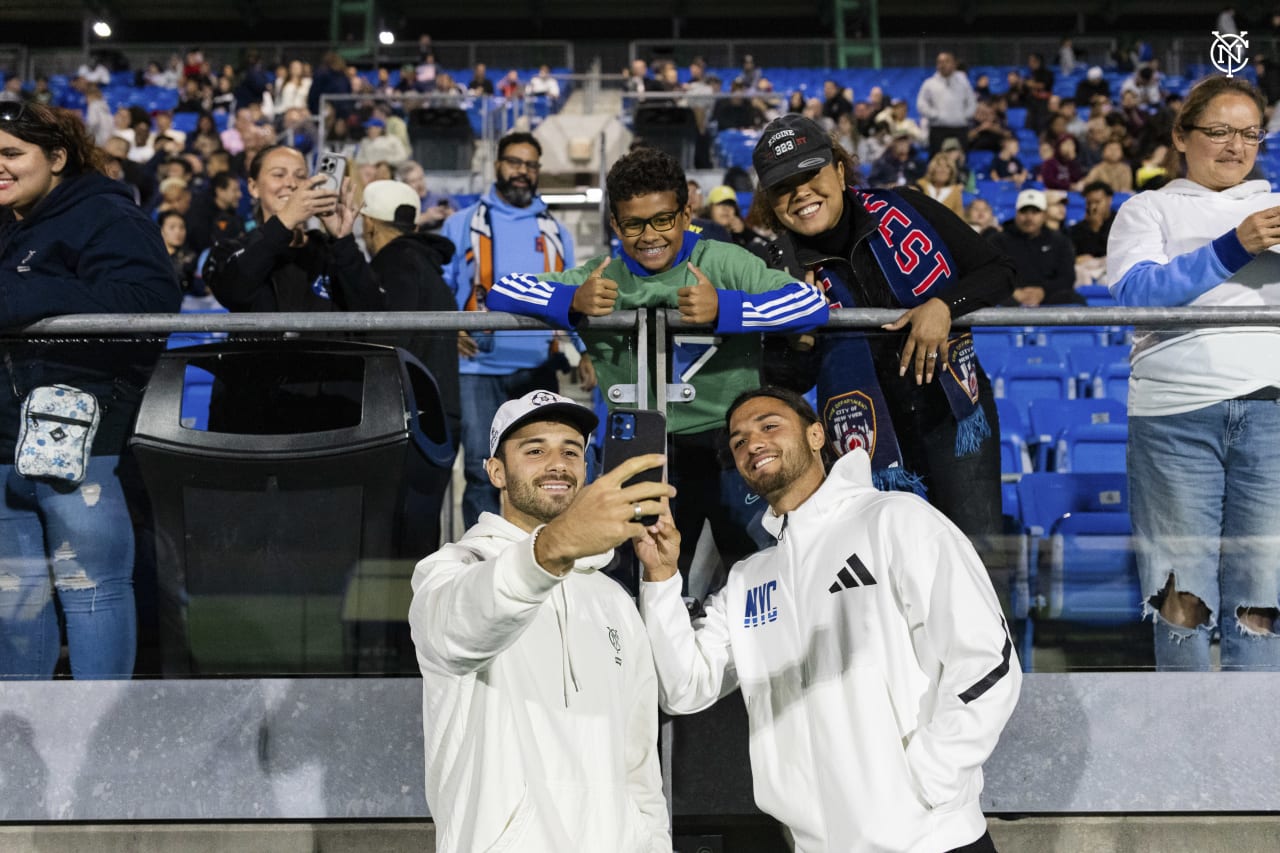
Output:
(601, 409), (667, 526)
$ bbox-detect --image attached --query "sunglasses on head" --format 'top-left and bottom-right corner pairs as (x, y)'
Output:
(0, 100), (28, 124)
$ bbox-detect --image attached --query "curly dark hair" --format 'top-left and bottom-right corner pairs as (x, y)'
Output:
(0, 102), (106, 178)
(605, 147), (688, 219)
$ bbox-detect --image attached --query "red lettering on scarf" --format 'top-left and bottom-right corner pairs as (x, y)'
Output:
(913, 251), (953, 295)
(877, 207), (909, 248)
(895, 229), (932, 274)
(863, 197), (889, 214)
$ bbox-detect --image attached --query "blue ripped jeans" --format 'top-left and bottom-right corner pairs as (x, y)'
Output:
(0, 456), (137, 679)
(1129, 400), (1280, 671)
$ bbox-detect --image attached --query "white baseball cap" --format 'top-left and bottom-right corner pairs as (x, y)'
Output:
(1016, 188), (1048, 211)
(360, 180), (420, 226)
(489, 390), (599, 457)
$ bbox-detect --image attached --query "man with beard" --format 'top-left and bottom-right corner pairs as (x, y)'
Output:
(440, 132), (580, 526)
(636, 386), (1020, 853)
(409, 390), (673, 852)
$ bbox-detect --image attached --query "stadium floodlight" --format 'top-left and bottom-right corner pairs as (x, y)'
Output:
(92, 20), (112, 38)
(379, 30), (395, 46)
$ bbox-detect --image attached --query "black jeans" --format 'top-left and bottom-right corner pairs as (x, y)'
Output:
(947, 829), (997, 852)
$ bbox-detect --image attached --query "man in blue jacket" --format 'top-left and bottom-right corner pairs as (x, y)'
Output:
(440, 132), (580, 526)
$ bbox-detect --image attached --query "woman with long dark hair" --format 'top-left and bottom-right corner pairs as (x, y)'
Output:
(750, 114), (1014, 571)
(0, 102), (179, 678)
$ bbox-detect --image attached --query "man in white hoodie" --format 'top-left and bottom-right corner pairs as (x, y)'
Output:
(409, 390), (673, 852)
(637, 387), (1020, 853)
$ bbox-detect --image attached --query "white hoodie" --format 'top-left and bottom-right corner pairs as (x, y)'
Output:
(1107, 178), (1280, 416)
(409, 513), (669, 853)
(640, 451), (1020, 853)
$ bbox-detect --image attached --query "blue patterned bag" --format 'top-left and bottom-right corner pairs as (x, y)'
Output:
(15, 385), (101, 484)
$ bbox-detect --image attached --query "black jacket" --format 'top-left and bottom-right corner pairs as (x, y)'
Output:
(763, 186), (1014, 431)
(989, 221), (1084, 305)
(0, 172), (181, 455)
(371, 231), (461, 443)
(204, 216), (383, 313)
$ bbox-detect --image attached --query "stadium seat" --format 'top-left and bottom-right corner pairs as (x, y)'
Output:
(996, 398), (1032, 477)
(1014, 471), (1131, 656)
(1091, 360), (1131, 404)
(1046, 511), (1140, 624)
(993, 347), (1073, 423)
(1066, 346), (1127, 397)
(1076, 284), (1116, 307)
(1053, 422), (1128, 473)
(1025, 326), (1107, 351)
(1027, 397), (1126, 469)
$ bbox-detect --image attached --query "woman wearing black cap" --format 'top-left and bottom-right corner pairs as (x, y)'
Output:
(750, 114), (1014, 563)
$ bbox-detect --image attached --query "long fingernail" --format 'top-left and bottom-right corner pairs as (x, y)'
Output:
(899, 366), (907, 376)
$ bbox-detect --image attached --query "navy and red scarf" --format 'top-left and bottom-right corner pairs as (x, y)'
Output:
(815, 188), (989, 494)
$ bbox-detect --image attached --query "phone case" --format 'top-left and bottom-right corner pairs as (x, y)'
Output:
(601, 409), (667, 525)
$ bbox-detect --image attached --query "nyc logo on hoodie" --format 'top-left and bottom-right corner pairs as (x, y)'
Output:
(743, 579), (778, 628)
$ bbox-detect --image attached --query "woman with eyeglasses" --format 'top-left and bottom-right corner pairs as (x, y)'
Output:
(0, 101), (180, 679)
(1109, 76), (1280, 671)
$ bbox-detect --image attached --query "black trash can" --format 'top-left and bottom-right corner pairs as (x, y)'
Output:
(130, 340), (453, 676)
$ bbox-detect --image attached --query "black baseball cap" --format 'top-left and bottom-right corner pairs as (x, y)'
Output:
(752, 115), (834, 190)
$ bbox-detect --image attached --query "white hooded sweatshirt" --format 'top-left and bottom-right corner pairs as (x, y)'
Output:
(640, 450), (1020, 853)
(409, 513), (669, 853)
(1107, 178), (1280, 416)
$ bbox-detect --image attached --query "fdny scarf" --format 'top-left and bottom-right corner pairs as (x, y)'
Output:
(817, 189), (990, 495)
(463, 200), (566, 311)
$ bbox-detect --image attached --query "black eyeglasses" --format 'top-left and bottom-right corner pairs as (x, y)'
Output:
(1187, 124), (1265, 145)
(499, 155), (541, 173)
(616, 210), (681, 237)
(0, 100), (28, 124)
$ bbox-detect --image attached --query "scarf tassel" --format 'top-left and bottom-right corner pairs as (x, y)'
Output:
(873, 465), (927, 498)
(953, 403), (992, 458)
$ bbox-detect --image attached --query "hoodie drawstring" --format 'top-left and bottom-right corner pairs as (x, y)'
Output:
(553, 584), (580, 706)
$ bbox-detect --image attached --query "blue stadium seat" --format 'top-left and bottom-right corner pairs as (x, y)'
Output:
(1046, 511), (1139, 624)
(1053, 422), (1128, 473)
(1027, 397), (1126, 469)
(1076, 284), (1116, 307)
(1066, 345), (1127, 397)
(996, 398), (1032, 477)
(1091, 360), (1130, 404)
(971, 331), (1012, 375)
(966, 149), (995, 175)
(1015, 471), (1131, 653)
(993, 347), (1072, 423)
(1006, 106), (1028, 129)
(1025, 326), (1107, 351)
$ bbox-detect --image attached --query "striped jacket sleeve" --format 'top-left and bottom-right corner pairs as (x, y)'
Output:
(713, 281), (829, 334)
(487, 271), (578, 329)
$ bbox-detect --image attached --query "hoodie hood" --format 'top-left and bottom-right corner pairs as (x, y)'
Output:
(1157, 178), (1273, 200)
(481, 183), (550, 221)
(390, 230), (455, 267)
(466, 512), (615, 574)
(760, 449), (875, 539)
(3, 172), (135, 236)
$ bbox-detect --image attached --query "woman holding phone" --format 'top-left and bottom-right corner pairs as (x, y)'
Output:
(203, 145), (382, 312)
(1108, 76), (1280, 671)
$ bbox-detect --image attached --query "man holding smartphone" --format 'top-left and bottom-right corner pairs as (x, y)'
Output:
(408, 390), (674, 853)
(636, 387), (1020, 853)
